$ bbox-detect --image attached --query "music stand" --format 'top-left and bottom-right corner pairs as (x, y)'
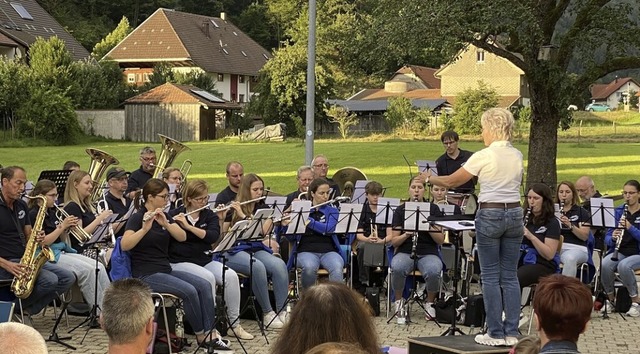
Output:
(433, 218), (475, 336)
(335, 203), (363, 288)
(438, 204), (456, 216)
(38, 170), (72, 204)
(416, 160), (438, 175)
(69, 213), (118, 343)
(265, 197), (287, 223)
(286, 201), (311, 235)
(207, 193), (218, 204)
(352, 180), (369, 204)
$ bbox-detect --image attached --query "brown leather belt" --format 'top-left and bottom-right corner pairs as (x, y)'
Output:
(478, 202), (520, 209)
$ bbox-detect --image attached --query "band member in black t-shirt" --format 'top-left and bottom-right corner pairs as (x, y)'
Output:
(162, 167), (184, 211)
(601, 180), (640, 317)
(576, 175), (606, 251)
(355, 181), (390, 290)
(103, 167), (132, 238)
(435, 131), (475, 193)
(215, 161), (244, 207)
(519, 183), (561, 289)
(126, 147), (156, 199)
(390, 177), (444, 324)
(0, 166), (73, 315)
(123, 179), (228, 350)
(29, 179), (110, 311)
(556, 181), (591, 278)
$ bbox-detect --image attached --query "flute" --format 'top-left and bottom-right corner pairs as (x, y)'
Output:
(186, 196), (267, 216)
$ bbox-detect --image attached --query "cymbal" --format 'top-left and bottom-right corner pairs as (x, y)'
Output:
(331, 167), (367, 196)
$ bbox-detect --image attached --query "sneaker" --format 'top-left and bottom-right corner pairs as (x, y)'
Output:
(474, 333), (506, 346)
(207, 338), (232, 351)
(278, 311), (288, 325)
(394, 299), (406, 325)
(227, 324), (254, 340)
(505, 336), (518, 346)
(626, 303), (640, 317)
(600, 300), (614, 313)
(425, 301), (436, 320)
(518, 312), (529, 329)
(263, 311), (284, 329)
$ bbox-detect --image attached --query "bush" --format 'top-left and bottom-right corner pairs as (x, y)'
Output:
(451, 81), (499, 134)
(17, 86), (80, 144)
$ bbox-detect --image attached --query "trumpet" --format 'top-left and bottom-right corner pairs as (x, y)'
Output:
(54, 204), (91, 246)
(611, 203), (628, 262)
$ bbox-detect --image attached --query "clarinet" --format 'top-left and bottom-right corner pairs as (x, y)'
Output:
(611, 203), (628, 262)
(410, 197), (419, 259)
(523, 207), (532, 227)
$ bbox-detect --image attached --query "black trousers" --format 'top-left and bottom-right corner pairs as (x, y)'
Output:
(517, 263), (556, 289)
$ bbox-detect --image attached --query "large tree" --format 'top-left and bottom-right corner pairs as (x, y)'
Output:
(371, 0), (640, 188)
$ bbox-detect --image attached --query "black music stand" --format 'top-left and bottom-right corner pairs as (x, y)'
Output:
(69, 213), (118, 342)
(433, 218), (475, 336)
(37, 170), (72, 204)
(237, 209), (274, 343)
(46, 292), (75, 350)
(335, 202), (363, 288)
(197, 221), (249, 354)
(588, 198), (623, 320)
(265, 196), (287, 256)
(374, 199), (400, 273)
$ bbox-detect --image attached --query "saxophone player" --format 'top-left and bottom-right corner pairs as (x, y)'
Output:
(0, 166), (73, 316)
(601, 180), (640, 317)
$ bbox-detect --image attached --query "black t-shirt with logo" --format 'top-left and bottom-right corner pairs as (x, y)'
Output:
(523, 217), (561, 269)
(358, 200), (387, 239)
(125, 209), (175, 277)
(168, 206), (220, 266)
(0, 196), (30, 259)
(391, 202), (443, 256)
(297, 208), (337, 254)
(105, 191), (132, 237)
(560, 204), (590, 246)
(28, 207), (58, 236)
(64, 201), (95, 253)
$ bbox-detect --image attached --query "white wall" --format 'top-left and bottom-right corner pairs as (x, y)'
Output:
(76, 110), (125, 139)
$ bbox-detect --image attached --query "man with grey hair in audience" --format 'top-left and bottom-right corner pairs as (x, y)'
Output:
(127, 146), (157, 199)
(101, 278), (155, 354)
(0, 322), (48, 353)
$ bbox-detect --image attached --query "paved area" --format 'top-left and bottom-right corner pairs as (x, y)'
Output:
(32, 300), (638, 354)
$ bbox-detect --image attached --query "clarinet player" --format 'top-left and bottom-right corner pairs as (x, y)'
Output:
(600, 180), (640, 317)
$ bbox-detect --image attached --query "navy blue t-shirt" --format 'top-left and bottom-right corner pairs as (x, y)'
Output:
(124, 210), (175, 277)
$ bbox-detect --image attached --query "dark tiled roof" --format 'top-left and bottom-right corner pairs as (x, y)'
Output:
(394, 65), (441, 89)
(125, 82), (241, 109)
(0, 32), (18, 47)
(326, 98), (448, 112)
(106, 8), (271, 76)
(590, 78), (639, 100)
(348, 88), (442, 101)
(0, 0), (89, 60)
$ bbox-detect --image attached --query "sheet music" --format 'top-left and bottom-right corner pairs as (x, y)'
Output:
(88, 213), (119, 245)
(352, 180), (369, 204)
(438, 204), (456, 216)
(265, 196), (287, 221)
(403, 201), (432, 231)
(240, 209), (274, 241)
(416, 160), (438, 176)
(375, 198), (400, 225)
(590, 197), (616, 228)
(434, 220), (475, 231)
(208, 193), (218, 204)
(335, 203), (363, 233)
(286, 200), (311, 234)
(213, 220), (249, 253)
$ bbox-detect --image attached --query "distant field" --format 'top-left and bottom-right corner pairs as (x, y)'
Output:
(1, 138), (639, 200)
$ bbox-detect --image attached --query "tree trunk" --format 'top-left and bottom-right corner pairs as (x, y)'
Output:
(527, 87), (559, 190)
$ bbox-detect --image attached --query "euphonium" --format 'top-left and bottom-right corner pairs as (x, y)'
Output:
(611, 203), (628, 262)
(152, 134), (191, 179)
(54, 204), (91, 246)
(11, 195), (55, 299)
(87, 148), (120, 204)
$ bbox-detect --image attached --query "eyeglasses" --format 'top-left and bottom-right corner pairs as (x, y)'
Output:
(141, 157), (156, 162)
(313, 164), (328, 168)
(46, 192), (59, 197)
(622, 191), (638, 196)
(442, 141), (456, 146)
(155, 194), (170, 200)
(193, 196), (209, 203)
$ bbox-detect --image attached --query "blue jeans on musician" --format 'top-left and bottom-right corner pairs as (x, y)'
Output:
(390, 253), (442, 297)
(601, 253), (640, 297)
(560, 247), (588, 278)
(475, 207), (523, 339)
(225, 250), (288, 314)
(0, 260), (74, 315)
(140, 271), (215, 335)
(297, 251), (344, 289)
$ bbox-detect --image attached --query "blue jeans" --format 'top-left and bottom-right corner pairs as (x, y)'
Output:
(601, 253), (640, 297)
(475, 207), (523, 338)
(224, 250), (288, 314)
(0, 260), (74, 315)
(140, 271), (215, 335)
(560, 247), (588, 277)
(390, 253), (442, 299)
(297, 251), (344, 289)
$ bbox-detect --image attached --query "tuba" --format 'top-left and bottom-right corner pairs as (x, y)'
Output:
(152, 134), (191, 183)
(87, 148), (119, 203)
(11, 195), (55, 298)
(331, 167), (367, 200)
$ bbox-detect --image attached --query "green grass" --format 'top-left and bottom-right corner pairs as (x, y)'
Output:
(1, 138), (639, 200)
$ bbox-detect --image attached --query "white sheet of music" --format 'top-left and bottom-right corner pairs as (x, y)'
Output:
(403, 201), (432, 231)
(352, 180), (369, 204)
(375, 197), (400, 225)
(590, 197), (616, 228)
(286, 200), (311, 235)
(335, 203), (364, 234)
(438, 204), (456, 216)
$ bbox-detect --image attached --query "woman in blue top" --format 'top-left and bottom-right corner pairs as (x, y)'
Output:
(288, 178), (344, 290)
(222, 173), (289, 329)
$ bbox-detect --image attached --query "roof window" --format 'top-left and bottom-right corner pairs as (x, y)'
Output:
(10, 2), (33, 20)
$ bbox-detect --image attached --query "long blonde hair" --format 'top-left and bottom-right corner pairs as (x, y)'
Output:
(231, 173), (263, 225)
(64, 170), (95, 213)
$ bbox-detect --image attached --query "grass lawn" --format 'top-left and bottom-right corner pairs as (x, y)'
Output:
(1, 138), (639, 200)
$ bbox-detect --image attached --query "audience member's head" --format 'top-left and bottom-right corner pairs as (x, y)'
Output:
(0, 322), (48, 353)
(533, 274), (591, 344)
(509, 335), (540, 354)
(271, 282), (379, 354)
(305, 342), (369, 354)
(101, 279), (155, 352)
(62, 160), (80, 171)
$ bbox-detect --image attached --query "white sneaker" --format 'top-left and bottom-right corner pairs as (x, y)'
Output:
(626, 303), (640, 317)
(425, 301), (436, 320)
(505, 336), (518, 346)
(518, 312), (529, 329)
(278, 311), (288, 324)
(474, 333), (506, 346)
(394, 299), (406, 325)
(227, 324), (254, 340)
(263, 311), (284, 329)
(600, 300), (614, 313)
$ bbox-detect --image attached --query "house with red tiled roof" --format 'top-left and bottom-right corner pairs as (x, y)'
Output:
(589, 77), (640, 110)
(0, 0), (89, 60)
(124, 82), (240, 141)
(435, 43), (530, 109)
(105, 8), (271, 103)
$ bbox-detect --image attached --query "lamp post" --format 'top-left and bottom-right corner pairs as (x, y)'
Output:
(305, 0), (317, 165)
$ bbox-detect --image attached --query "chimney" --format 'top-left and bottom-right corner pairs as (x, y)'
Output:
(220, 12), (227, 21)
(202, 21), (210, 38)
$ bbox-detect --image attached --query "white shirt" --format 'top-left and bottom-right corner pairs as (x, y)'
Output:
(463, 141), (523, 203)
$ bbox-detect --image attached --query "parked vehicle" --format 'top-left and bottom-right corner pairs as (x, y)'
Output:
(585, 103), (611, 112)
(567, 104), (578, 111)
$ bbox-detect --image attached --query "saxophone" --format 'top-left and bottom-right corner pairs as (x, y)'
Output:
(11, 195), (55, 299)
(611, 203), (628, 262)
